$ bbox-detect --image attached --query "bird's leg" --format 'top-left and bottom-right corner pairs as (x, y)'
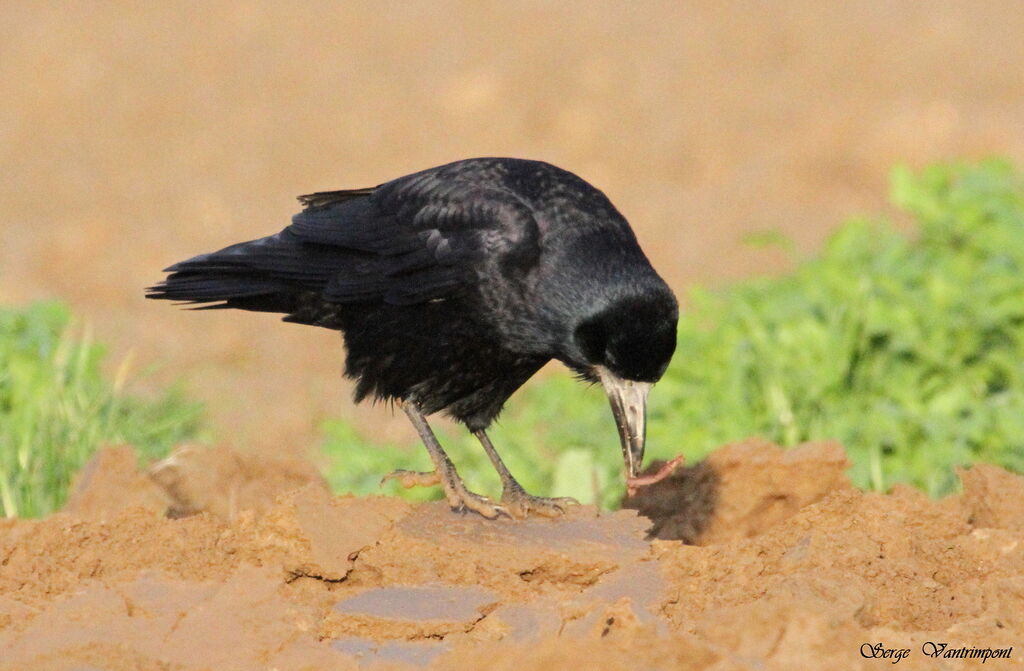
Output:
(381, 400), (508, 520)
(473, 429), (579, 519)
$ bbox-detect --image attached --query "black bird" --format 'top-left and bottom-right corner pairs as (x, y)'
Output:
(147, 158), (678, 519)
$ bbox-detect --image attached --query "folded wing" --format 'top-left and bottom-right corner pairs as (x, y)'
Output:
(146, 172), (542, 324)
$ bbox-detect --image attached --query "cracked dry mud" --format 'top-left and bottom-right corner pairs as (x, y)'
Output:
(1, 440), (1022, 670)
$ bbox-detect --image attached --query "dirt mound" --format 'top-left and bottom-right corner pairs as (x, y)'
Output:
(622, 439), (854, 543)
(1, 440), (1021, 670)
(64, 444), (329, 522)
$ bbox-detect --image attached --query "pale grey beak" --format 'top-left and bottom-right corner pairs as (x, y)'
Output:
(597, 366), (652, 480)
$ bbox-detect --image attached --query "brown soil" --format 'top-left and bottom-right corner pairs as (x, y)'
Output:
(2, 440), (1021, 670)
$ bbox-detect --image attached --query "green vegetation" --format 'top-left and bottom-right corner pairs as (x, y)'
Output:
(0, 301), (203, 517)
(324, 159), (1024, 507)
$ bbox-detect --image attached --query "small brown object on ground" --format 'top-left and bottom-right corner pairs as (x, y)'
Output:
(625, 453), (686, 496)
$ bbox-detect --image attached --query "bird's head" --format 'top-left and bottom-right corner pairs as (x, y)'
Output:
(564, 291), (678, 481)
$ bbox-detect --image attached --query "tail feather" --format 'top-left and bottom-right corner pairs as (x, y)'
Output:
(146, 235), (307, 314)
(148, 188), (388, 323)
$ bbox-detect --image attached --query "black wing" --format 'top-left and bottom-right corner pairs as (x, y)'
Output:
(146, 164), (543, 319)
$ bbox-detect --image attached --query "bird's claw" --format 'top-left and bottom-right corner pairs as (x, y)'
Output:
(501, 486), (580, 519)
(380, 469), (442, 489)
(380, 468), (508, 519)
(449, 488), (510, 520)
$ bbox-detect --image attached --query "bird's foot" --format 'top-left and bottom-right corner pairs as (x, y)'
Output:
(381, 469), (508, 520)
(380, 469), (442, 489)
(447, 485), (509, 520)
(501, 484), (579, 519)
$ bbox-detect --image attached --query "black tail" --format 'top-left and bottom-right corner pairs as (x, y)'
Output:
(148, 186), (406, 324)
(145, 233), (316, 315)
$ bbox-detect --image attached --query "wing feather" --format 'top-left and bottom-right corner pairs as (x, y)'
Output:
(149, 162), (543, 314)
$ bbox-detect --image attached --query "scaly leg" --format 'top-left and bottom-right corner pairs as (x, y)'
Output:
(474, 429), (579, 519)
(381, 400), (508, 519)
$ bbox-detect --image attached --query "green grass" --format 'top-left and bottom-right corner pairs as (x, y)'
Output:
(0, 301), (204, 517)
(323, 159), (1024, 507)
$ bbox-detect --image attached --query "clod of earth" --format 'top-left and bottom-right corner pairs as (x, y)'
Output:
(1, 439), (1022, 670)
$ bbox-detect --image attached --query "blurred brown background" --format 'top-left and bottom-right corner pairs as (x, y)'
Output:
(2, 2), (1022, 453)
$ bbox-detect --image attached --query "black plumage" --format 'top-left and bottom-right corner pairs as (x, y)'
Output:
(148, 158), (678, 518)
